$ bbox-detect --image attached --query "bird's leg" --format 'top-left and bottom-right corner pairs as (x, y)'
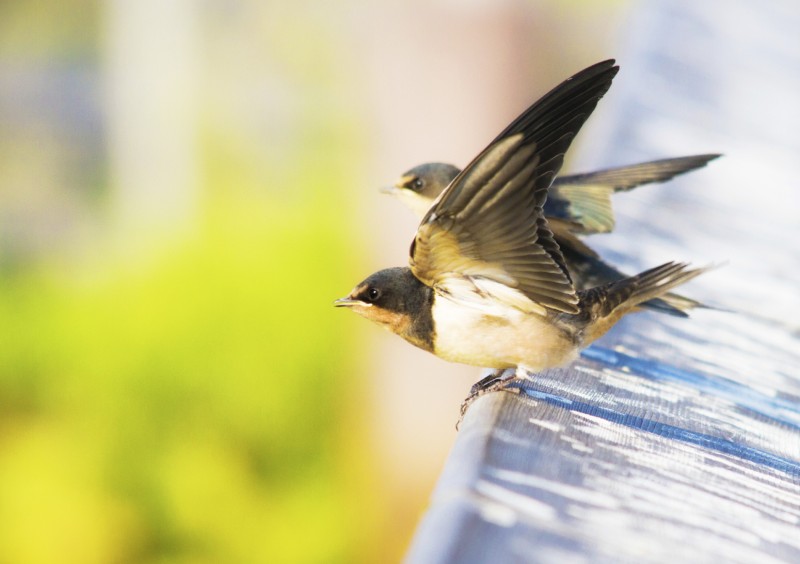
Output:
(458, 368), (517, 427)
(469, 368), (509, 396)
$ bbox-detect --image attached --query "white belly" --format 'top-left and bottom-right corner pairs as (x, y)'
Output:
(431, 294), (578, 372)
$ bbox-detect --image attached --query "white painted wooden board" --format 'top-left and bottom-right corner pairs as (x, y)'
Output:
(406, 1), (800, 562)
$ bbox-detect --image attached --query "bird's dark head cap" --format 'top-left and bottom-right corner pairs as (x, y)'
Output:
(396, 162), (460, 199)
(334, 267), (431, 333)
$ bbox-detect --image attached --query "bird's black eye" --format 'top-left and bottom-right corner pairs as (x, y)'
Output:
(367, 287), (381, 302)
(411, 178), (424, 191)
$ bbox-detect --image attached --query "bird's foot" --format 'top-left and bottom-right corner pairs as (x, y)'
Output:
(457, 368), (516, 429)
(468, 369), (510, 396)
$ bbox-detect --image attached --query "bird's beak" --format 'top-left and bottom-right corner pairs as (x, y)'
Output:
(333, 297), (363, 308)
(379, 184), (401, 196)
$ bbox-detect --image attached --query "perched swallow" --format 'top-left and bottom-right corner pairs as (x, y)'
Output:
(336, 60), (709, 397)
(383, 155), (720, 234)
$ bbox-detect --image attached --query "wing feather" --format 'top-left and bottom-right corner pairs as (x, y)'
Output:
(547, 154), (722, 233)
(410, 60), (619, 314)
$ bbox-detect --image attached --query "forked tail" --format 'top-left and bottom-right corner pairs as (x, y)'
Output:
(579, 261), (711, 344)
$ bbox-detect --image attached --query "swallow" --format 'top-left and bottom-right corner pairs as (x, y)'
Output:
(383, 154), (720, 234)
(335, 60), (709, 401)
(383, 156), (719, 316)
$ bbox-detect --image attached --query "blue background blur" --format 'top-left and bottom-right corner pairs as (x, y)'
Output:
(0, 1), (626, 561)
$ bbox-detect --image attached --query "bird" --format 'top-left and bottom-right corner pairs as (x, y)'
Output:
(383, 155), (720, 235)
(335, 59), (709, 402)
(382, 156), (719, 316)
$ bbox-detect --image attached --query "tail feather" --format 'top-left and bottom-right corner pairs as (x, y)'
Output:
(650, 290), (712, 316)
(557, 240), (711, 318)
(580, 261), (711, 343)
(638, 295), (691, 318)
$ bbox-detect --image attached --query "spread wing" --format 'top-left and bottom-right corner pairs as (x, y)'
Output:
(547, 154), (722, 234)
(410, 60), (619, 314)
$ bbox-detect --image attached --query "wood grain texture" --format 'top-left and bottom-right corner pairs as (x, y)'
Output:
(406, 0), (800, 562)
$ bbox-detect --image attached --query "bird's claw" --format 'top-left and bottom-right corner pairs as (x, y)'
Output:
(457, 369), (516, 430)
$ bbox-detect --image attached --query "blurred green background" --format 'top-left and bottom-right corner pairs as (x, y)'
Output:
(0, 0), (622, 562)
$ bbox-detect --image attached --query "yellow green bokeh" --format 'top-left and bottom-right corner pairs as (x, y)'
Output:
(0, 140), (383, 562)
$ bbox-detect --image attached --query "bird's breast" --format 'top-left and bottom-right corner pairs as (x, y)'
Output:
(430, 294), (579, 371)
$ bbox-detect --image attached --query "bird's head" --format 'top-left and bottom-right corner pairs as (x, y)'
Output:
(334, 267), (430, 337)
(380, 162), (460, 219)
